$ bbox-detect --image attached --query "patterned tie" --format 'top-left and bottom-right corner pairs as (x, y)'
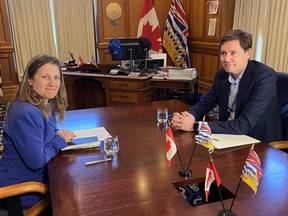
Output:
(228, 82), (239, 120)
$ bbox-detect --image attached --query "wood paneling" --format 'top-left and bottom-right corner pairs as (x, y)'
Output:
(97, 0), (235, 94)
(190, 0), (205, 39)
(0, 0), (235, 100)
(97, 0), (130, 63)
(190, 0), (235, 93)
(97, 0), (129, 42)
(0, 0), (19, 101)
(0, 0), (11, 46)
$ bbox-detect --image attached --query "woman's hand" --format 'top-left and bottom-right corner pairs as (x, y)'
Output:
(171, 111), (195, 131)
(57, 129), (76, 142)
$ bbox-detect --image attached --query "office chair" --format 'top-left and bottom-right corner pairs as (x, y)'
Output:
(269, 72), (288, 152)
(0, 148), (50, 215)
(0, 182), (50, 216)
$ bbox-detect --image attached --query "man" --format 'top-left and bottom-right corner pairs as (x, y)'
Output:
(171, 29), (282, 143)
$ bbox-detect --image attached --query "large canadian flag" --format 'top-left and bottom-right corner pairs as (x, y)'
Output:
(137, 0), (162, 53)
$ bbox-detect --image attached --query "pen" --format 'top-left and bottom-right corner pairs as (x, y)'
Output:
(85, 157), (112, 166)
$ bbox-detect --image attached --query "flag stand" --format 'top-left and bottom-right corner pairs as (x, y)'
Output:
(178, 168), (192, 177)
(173, 133), (189, 176)
(179, 139), (197, 177)
(217, 177), (242, 216)
(175, 145), (188, 176)
(206, 155), (236, 216)
(167, 121), (191, 176)
(217, 209), (236, 216)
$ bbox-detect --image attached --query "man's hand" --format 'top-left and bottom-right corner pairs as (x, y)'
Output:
(171, 111), (195, 131)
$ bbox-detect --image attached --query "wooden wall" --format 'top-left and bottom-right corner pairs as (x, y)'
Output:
(0, 0), (19, 101)
(97, 0), (235, 93)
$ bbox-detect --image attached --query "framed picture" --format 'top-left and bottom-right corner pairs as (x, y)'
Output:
(209, 1), (219, 15)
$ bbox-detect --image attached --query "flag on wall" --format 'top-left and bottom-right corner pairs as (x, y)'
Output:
(205, 160), (221, 202)
(137, 0), (162, 53)
(241, 147), (264, 194)
(163, 0), (189, 68)
(166, 126), (177, 167)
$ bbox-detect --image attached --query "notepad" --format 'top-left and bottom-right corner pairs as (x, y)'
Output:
(61, 127), (111, 151)
(211, 134), (260, 149)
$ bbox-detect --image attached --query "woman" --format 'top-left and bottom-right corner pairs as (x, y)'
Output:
(0, 54), (76, 209)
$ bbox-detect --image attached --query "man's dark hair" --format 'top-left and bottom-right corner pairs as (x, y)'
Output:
(220, 29), (252, 51)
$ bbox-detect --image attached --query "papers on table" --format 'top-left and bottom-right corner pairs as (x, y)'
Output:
(61, 127), (111, 151)
(211, 134), (260, 149)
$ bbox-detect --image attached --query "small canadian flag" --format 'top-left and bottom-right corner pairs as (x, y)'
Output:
(77, 56), (84, 67)
(166, 126), (177, 167)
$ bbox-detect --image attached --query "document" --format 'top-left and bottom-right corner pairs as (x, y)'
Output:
(61, 127), (111, 151)
(211, 134), (260, 149)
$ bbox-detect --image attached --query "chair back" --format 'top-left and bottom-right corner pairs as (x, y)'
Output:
(277, 72), (288, 140)
(0, 182), (50, 216)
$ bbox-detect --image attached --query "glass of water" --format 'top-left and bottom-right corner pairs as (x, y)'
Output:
(157, 108), (168, 124)
(104, 135), (119, 157)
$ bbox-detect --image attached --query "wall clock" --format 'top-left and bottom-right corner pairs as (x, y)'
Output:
(106, 2), (122, 21)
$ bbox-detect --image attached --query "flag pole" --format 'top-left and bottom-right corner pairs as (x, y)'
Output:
(175, 141), (185, 171)
(228, 177), (242, 213)
(228, 143), (255, 212)
(168, 120), (185, 171)
(179, 138), (195, 177)
(209, 155), (225, 211)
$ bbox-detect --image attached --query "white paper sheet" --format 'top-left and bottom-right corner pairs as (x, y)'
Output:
(61, 127), (111, 151)
(211, 134), (260, 149)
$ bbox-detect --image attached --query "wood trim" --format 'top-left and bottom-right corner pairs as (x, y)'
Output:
(0, 0), (11, 46)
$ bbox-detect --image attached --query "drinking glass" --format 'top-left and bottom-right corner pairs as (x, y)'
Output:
(157, 108), (168, 124)
(104, 135), (119, 157)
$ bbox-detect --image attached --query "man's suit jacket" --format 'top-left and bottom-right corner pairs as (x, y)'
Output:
(189, 60), (282, 143)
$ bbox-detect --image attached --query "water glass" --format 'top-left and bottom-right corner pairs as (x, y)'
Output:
(104, 135), (119, 157)
(157, 108), (168, 124)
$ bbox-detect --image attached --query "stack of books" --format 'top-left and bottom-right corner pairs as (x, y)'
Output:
(152, 67), (197, 80)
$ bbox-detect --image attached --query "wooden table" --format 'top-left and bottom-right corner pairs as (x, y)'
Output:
(49, 100), (288, 216)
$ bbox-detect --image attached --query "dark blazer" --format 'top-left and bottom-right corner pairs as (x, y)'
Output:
(0, 99), (67, 208)
(188, 60), (282, 143)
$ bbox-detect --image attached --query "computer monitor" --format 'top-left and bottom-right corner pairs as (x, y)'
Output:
(137, 58), (164, 71)
(109, 38), (151, 61)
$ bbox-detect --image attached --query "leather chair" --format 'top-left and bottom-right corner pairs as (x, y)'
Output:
(269, 72), (288, 152)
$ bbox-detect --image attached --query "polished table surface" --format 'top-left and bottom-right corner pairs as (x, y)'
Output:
(48, 100), (288, 216)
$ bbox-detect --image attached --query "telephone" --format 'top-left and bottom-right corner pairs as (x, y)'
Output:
(109, 69), (130, 76)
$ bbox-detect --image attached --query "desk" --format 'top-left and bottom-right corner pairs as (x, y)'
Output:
(49, 100), (288, 215)
(151, 77), (198, 104)
(63, 71), (153, 109)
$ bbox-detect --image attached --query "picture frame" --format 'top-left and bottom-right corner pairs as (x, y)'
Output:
(209, 1), (219, 15)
